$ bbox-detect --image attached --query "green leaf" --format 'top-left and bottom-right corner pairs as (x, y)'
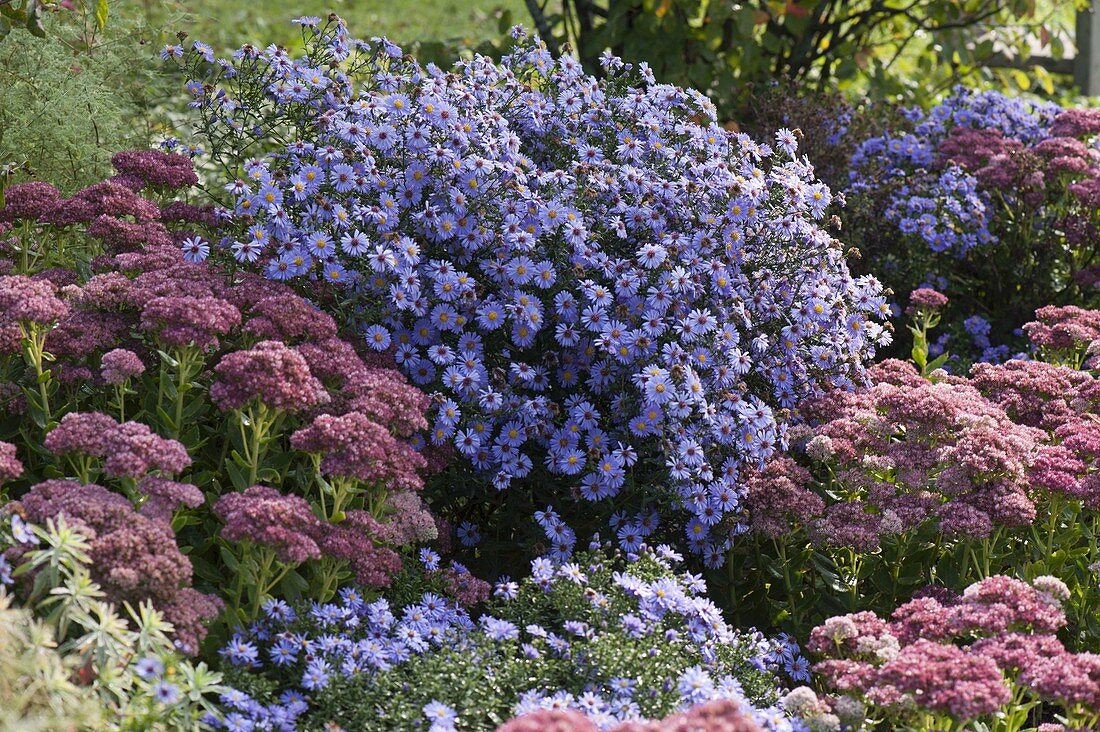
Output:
(218, 545), (240, 571)
(95, 0), (108, 30)
(1011, 68), (1032, 91)
(0, 16), (11, 42)
(25, 0), (45, 38)
(926, 352), (950, 373)
(911, 344), (926, 370)
(0, 3), (25, 22)
(224, 459), (249, 491)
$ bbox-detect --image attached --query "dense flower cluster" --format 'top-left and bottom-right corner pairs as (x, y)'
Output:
(180, 19), (887, 562)
(8, 480), (220, 653)
(45, 411), (193, 479)
(214, 541), (798, 731)
(847, 87), (1100, 364)
(212, 484), (404, 587)
(745, 359), (1045, 545)
(799, 574), (1100, 728)
(1023, 305), (1100, 361)
(290, 410), (425, 490)
(210, 340), (330, 413)
(0, 274), (70, 325)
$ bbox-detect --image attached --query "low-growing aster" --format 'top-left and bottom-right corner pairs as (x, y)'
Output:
(211, 537), (798, 731)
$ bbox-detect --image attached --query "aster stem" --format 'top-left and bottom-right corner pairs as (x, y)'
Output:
(725, 546), (741, 628)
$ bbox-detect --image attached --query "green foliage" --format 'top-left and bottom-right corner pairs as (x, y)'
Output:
(529, 0), (1079, 117)
(0, 9), (167, 192)
(0, 593), (102, 731)
(122, 0), (523, 65)
(0, 516), (224, 731)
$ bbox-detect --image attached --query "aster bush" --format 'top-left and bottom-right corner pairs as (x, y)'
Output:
(845, 87), (1100, 366)
(174, 16), (888, 571)
(796, 574), (1100, 732)
(0, 153), (446, 644)
(0, 511), (224, 731)
(214, 539), (800, 732)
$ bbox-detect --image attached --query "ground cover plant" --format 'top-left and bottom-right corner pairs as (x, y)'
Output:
(215, 542), (797, 731)
(5, 4), (1100, 731)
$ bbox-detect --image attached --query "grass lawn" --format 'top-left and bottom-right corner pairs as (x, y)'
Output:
(123, 0), (532, 52)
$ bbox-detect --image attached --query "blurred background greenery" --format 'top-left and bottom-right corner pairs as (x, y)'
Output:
(0, 0), (1092, 190)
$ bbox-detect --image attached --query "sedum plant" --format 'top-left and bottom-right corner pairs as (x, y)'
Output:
(0, 150), (441, 646)
(0, 513), (224, 730)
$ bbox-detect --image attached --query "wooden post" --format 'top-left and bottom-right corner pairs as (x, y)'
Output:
(1076, 0), (1100, 96)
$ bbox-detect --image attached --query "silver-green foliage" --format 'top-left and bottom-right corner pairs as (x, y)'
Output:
(0, 10), (163, 192)
(1, 516), (224, 731)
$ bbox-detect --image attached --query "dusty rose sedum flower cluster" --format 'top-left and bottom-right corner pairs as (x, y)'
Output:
(0, 150), (440, 650)
(44, 411), (191, 480)
(8, 479), (220, 654)
(746, 358), (1045, 546)
(801, 575), (1091, 726)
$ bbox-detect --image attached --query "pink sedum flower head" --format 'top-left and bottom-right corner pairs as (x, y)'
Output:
(0, 275), (70, 325)
(139, 294), (241, 349)
(873, 640), (1011, 720)
(213, 485), (323, 564)
(0, 441), (23, 484)
(290, 410), (426, 490)
(110, 149), (200, 190)
(906, 287), (949, 313)
(99, 348), (146, 384)
(211, 340), (330, 413)
(0, 182), (62, 222)
(44, 411), (191, 479)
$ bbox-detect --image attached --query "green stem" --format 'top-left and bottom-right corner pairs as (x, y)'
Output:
(250, 546), (277, 618)
(848, 548), (861, 611)
(114, 383), (126, 423)
(726, 545), (741, 628)
(23, 323), (51, 423)
(246, 404), (267, 486)
(776, 540), (802, 630)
